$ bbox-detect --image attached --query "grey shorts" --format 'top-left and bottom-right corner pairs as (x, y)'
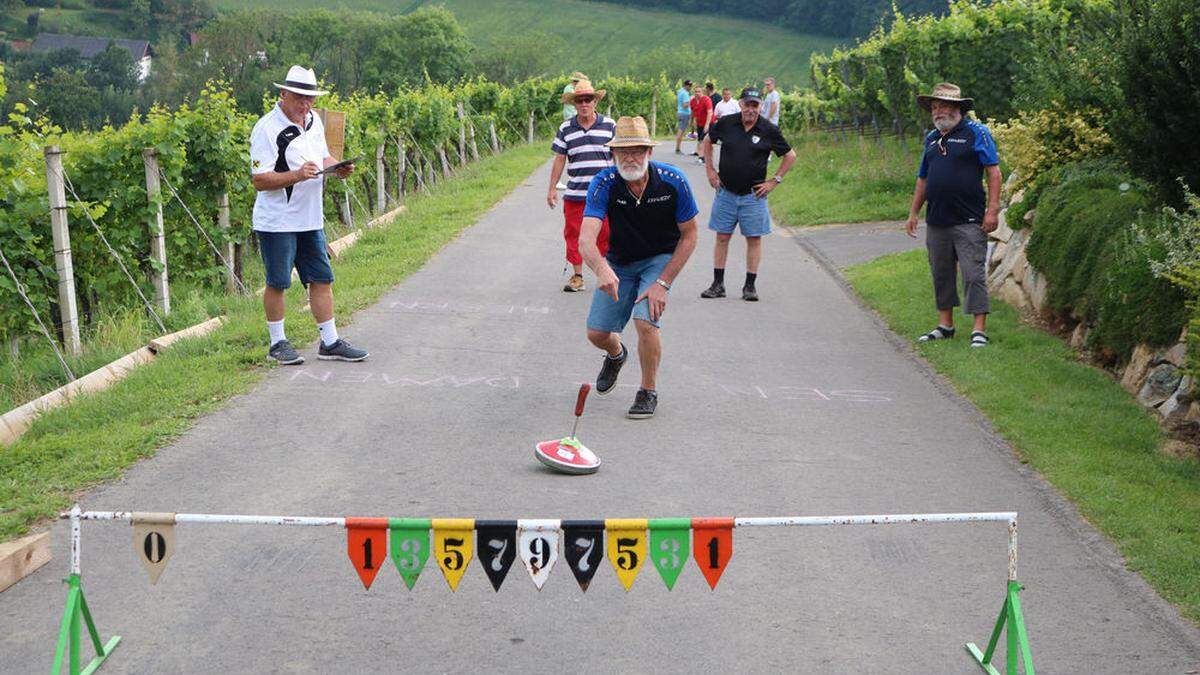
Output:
(926, 222), (989, 315)
(676, 113), (690, 133)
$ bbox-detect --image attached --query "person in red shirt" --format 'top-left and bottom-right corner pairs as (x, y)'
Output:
(689, 84), (714, 162)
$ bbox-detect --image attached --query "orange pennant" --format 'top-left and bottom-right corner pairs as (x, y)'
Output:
(346, 517), (389, 589)
(691, 518), (734, 590)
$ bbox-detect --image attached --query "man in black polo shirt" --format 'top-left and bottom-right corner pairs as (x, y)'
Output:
(579, 116), (699, 419)
(904, 83), (1002, 348)
(699, 87), (796, 301)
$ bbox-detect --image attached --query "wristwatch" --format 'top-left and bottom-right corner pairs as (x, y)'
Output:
(773, 175), (783, 184)
(655, 278), (671, 290)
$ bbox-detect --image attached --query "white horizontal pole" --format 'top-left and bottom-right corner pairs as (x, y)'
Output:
(734, 512), (1017, 527)
(66, 511), (345, 527)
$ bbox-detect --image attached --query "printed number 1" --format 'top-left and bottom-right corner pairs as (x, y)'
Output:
(707, 536), (719, 569)
(362, 538), (374, 570)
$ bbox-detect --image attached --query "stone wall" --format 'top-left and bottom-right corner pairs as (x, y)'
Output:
(985, 177), (1196, 433)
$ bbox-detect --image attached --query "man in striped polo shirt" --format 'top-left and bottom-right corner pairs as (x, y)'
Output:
(547, 80), (616, 292)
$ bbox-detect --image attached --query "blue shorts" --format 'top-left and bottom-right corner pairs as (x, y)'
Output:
(708, 187), (772, 237)
(586, 253), (672, 332)
(676, 113), (691, 133)
(257, 229), (334, 290)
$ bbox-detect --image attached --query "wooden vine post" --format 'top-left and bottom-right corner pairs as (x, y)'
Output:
(527, 110), (535, 143)
(217, 193), (236, 294)
(142, 149), (171, 316)
(43, 146), (82, 356)
(375, 144), (386, 213)
(650, 89), (658, 137)
(489, 121), (500, 155)
(396, 140), (406, 197)
(456, 102), (468, 165)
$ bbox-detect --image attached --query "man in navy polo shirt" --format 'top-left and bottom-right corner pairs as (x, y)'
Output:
(579, 116), (699, 419)
(905, 83), (1002, 348)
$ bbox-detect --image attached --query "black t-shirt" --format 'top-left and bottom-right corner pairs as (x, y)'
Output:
(917, 118), (1000, 226)
(583, 162), (700, 265)
(708, 115), (792, 195)
(709, 92), (721, 108)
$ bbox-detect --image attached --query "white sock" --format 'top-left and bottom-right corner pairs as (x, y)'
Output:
(317, 318), (339, 347)
(267, 319), (286, 346)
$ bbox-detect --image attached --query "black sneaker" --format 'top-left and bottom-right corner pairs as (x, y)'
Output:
(318, 338), (369, 362)
(595, 344), (627, 395)
(701, 282), (726, 299)
(742, 286), (759, 302)
(268, 339), (304, 365)
(627, 389), (658, 419)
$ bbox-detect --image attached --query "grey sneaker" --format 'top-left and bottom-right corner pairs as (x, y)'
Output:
(627, 389), (658, 419)
(318, 338), (369, 362)
(595, 344), (627, 395)
(268, 339), (304, 365)
(700, 282), (726, 299)
(742, 286), (759, 302)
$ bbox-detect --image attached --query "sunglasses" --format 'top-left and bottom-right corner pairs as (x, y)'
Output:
(574, 97), (596, 104)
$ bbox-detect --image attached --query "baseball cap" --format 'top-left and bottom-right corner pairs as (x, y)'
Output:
(739, 87), (763, 103)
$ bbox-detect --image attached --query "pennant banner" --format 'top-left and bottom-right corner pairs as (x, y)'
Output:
(562, 520), (605, 592)
(605, 519), (647, 592)
(131, 512), (176, 585)
(692, 518), (734, 590)
(345, 517), (389, 590)
(389, 518), (431, 590)
(517, 520), (560, 590)
(432, 518), (475, 591)
(475, 520), (517, 592)
(649, 518), (691, 590)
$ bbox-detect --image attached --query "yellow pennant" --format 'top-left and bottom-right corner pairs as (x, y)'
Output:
(432, 518), (475, 591)
(605, 519), (647, 592)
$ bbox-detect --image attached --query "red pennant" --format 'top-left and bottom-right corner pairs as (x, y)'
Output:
(346, 517), (389, 589)
(692, 518), (734, 590)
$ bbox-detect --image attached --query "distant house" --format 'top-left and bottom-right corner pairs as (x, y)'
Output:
(30, 33), (153, 83)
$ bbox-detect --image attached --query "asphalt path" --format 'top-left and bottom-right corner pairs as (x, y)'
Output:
(4, 143), (1199, 674)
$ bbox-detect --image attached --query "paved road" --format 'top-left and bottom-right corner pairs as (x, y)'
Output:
(4, 145), (1199, 674)
(793, 220), (924, 269)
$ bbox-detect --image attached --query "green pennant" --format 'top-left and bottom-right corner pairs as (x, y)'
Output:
(389, 518), (431, 590)
(649, 518), (691, 590)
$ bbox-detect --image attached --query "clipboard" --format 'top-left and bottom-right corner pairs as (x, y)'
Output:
(319, 155), (363, 175)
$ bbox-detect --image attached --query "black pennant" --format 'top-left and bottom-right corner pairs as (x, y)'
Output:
(562, 520), (605, 592)
(475, 520), (517, 591)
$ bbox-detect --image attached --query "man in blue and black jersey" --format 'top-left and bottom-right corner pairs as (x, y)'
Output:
(578, 116), (699, 419)
(905, 83), (1003, 348)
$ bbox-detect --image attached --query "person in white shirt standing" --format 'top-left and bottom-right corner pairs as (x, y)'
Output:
(249, 65), (368, 365)
(761, 77), (781, 127)
(713, 87), (740, 119)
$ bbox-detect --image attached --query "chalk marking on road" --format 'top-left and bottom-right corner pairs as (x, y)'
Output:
(386, 300), (552, 316)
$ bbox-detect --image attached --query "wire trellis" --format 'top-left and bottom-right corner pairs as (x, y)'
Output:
(0, 247), (76, 382)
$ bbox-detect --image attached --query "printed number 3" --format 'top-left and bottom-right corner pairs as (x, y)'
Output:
(657, 538), (680, 569)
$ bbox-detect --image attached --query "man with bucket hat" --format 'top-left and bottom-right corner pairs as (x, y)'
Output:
(904, 82), (1002, 348)
(579, 116), (699, 419)
(548, 79), (616, 292)
(699, 86), (796, 301)
(249, 65), (368, 365)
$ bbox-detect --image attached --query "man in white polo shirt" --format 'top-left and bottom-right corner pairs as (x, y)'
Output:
(250, 65), (368, 364)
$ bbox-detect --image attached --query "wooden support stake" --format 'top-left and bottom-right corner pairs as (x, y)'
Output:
(217, 193), (236, 294)
(527, 110), (535, 143)
(142, 149), (170, 316)
(489, 121), (500, 154)
(456, 102), (468, 165)
(438, 145), (453, 177)
(43, 146), (81, 357)
(396, 141), (406, 197)
(468, 121), (480, 161)
(650, 89), (658, 138)
(413, 149), (426, 191)
(375, 144), (386, 213)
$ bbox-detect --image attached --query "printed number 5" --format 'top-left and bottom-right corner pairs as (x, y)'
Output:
(444, 537), (465, 570)
(617, 537), (639, 570)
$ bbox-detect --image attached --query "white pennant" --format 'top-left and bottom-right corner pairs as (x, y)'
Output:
(517, 519), (561, 590)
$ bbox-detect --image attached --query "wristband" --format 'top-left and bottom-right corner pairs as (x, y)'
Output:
(655, 278), (671, 291)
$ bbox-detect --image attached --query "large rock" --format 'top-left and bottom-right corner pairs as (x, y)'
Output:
(1025, 269), (1049, 313)
(1139, 364), (1183, 408)
(1070, 323), (1089, 348)
(997, 277), (1031, 312)
(991, 241), (1008, 265)
(1121, 344), (1157, 394)
(1023, 208), (1037, 225)
(1011, 249), (1029, 284)
(988, 230), (1027, 290)
(990, 210), (1014, 243)
(1010, 189), (1025, 207)
(1158, 376), (1193, 419)
(1159, 341), (1187, 367)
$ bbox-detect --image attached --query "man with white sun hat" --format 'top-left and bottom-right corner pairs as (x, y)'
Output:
(249, 65), (368, 365)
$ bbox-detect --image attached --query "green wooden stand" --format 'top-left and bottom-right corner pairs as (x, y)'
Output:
(966, 580), (1035, 675)
(51, 574), (120, 675)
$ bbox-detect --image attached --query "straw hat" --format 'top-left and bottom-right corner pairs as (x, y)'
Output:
(563, 80), (606, 104)
(917, 82), (974, 112)
(606, 116), (659, 148)
(570, 71), (588, 82)
(273, 65), (328, 97)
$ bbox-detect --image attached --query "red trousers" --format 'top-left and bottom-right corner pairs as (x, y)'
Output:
(563, 199), (609, 265)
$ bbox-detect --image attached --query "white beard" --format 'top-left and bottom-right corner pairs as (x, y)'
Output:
(617, 156), (649, 182)
(933, 112), (961, 132)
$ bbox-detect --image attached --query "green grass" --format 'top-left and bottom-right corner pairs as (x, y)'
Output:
(846, 249), (1200, 623)
(770, 132), (921, 226)
(214, 0), (840, 87)
(0, 142), (549, 541)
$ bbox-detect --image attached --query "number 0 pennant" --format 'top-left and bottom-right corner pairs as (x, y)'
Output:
(692, 518), (734, 590)
(475, 520), (517, 592)
(605, 519), (647, 591)
(131, 512), (176, 585)
(517, 520), (560, 590)
(562, 520), (605, 592)
(649, 518), (691, 590)
(389, 518), (431, 590)
(345, 517), (389, 590)
(432, 518), (475, 591)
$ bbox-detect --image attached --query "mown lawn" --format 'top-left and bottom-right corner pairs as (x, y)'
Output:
(0, 142), (548, 541)
(846, 249), (1200, 624)
(771, 132), (921, 226)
